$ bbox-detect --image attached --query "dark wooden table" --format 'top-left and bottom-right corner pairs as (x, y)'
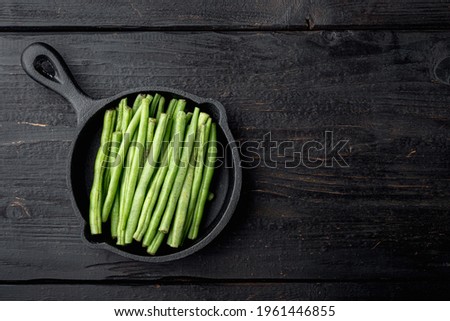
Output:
(1, 1), (450, 300)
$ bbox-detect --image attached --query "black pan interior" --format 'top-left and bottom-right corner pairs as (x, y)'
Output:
(70, 91), (235, 257)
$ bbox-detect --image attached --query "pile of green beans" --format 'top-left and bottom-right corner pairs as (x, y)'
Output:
(89, 93), (217, 255)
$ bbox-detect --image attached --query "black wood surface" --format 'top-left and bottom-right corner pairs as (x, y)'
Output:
(1, 0), (450, 301)
(2, 280), (450, 300)
(2, 0), (450, 29)
(1, 32), (449, 293)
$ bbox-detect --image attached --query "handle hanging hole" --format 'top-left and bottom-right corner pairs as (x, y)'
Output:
(33, 55), (60, 83)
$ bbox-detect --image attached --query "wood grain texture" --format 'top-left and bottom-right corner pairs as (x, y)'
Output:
(1, 281), (449, 300)
(1, 1), (450, 29)
(0, 31), (449, 283)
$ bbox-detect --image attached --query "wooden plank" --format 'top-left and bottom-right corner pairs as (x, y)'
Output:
(1, 1), (450, 29)
(0, 31), (449, 281)
(1, 281), (449, 300)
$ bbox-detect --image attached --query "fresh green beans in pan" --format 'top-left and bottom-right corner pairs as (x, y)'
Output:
(89, 92), (218, 255)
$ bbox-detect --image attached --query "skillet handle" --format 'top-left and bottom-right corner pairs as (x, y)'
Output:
(21, 42), (94, 124)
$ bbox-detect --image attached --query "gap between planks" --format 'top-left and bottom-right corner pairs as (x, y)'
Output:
(1, 24), (450, 33)
(1, 277), (450, 286)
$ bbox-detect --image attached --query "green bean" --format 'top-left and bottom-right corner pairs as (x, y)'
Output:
(102, 109), (117, 201)
(123, 113), (169, 244)
(147, 231), (165, 255)
(101, 103), (144, 225)
(99, 108), (116, 213)
(139, 118), (156, 179)
(119, 130), (137, 228)
(165, 98), (176, 116)
(118, 104), (133, 220)
(175, 99), (187, 112)
(110, 106), (118, 130)
(117, 106), (134, 221)
(135, 148), (171, 243)
(145, 118), (157, 158)
(188, 123), (217, 240)
(119, 97), (151, 244)
(110, 192), (120, 238)
(208, 192), (214, 201)
(149, 93), (161, 118)
(155, 96), (165, 121)
(170, 100), (186, 138)
(120, 97), (128, 115)
(109, 131), (122, 237)
(186, 112), (193, 124)
(167, 155), (195, 247)
(89, 109), (115, 234)
(117, 133), (137, 243)
(163, 99), (186, 157)
(104, 130), (122, 185)
(197, 112), (211, 129)
(110, 102), (129, 239)
(159, 108), (199, 233)
(183, 118), (211, 239)
(161, 99), (178, 154)
(121, 106), (132, 133)
(119, 106), (133, 202)
(134, 172), (159, 242)
(115, 102), (123, 132)
(143, 111), (186, 244)
(132, 94), (144, 114)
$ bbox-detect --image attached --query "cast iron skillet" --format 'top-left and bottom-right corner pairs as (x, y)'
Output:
(21, 42), (241, 262)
